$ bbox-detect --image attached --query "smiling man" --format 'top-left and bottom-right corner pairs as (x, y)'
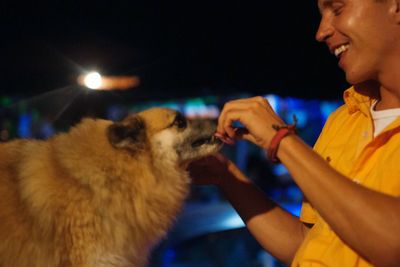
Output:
(190, 0), (400, 266)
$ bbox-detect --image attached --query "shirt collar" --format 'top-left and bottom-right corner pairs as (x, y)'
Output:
(343, 86), (375, 116)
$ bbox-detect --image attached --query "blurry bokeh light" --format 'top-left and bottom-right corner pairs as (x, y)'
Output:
(83, 72), (102, 89)
(78, 72), (140, 90)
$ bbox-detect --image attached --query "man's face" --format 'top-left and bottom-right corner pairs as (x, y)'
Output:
(316, 0), (396, 85)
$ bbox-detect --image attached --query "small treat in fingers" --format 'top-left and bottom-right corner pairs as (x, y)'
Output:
(214, 132), (235, 145)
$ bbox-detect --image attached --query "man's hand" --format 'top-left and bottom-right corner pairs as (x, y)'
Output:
(217, 96), (285, 149)
(188, 154), (237, 186)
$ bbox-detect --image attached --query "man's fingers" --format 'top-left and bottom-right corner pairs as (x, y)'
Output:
(218, 109), (248, 138)
(234, 127), (258, 144)
(234, 127), (249, 138)
(218, 102), (249, 134)
(218, 97), (272, 133)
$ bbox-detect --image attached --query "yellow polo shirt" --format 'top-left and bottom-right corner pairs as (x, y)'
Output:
(291, 87), (400, 267)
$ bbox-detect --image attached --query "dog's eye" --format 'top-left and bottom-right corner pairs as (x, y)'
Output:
(173, 114), (187, 129)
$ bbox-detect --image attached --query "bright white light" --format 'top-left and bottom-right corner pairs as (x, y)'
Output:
(83, 72), (102, 89)
(77, 72), (140, 90)
(222, 214), (245, 229)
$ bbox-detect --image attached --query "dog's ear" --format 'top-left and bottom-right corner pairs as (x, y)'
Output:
(107, 117), (146, 151)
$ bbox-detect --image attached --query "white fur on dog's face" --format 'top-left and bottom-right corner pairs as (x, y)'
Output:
(151, 130), (181, 165)
(151, 118), (222, 166)
(108, 108), (222, 166)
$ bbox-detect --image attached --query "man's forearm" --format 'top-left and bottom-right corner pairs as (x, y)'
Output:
(219, 163), (308, 265)
(278, 135), (400, 266)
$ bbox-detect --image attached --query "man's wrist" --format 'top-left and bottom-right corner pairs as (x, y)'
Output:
(218, 161), (251, 188)
(266, 115), (298, 163)
(275, 134), (299, 163)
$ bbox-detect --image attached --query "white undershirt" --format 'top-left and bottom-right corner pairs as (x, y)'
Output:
(370, 100), (400, 137)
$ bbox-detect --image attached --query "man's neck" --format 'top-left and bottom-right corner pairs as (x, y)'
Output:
(376, 87), (400, 110)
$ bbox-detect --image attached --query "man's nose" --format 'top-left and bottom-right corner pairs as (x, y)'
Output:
(315, 15), (334, 42)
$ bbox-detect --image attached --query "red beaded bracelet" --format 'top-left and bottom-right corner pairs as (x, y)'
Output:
(267, 115), (298, 163)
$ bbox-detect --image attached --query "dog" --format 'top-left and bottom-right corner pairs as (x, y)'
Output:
(0, 107), (222, 267)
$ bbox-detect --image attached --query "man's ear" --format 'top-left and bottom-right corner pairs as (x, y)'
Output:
(389, 0), (400, 24)
(107, 116), (146, 151)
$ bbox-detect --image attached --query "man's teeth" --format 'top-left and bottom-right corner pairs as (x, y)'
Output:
(334, 44), (349, 57)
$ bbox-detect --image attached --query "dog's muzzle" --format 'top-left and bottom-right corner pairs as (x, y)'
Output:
(191, 135), (222, 148)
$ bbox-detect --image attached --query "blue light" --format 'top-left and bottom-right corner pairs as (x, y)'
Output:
(264, 94), (280, 112)
(162, 248), (176, 266)
(18, 113), (32, 138)
(281, 203), (301, 217)
(272, 164), (289, 176)
(320, 101), (342, 121)
(221, 214), (245, 229)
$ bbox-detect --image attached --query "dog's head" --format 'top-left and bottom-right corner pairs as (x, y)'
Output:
(107, 108), (222, 166)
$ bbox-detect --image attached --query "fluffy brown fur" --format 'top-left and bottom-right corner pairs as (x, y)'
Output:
(0, 108), (221, 267)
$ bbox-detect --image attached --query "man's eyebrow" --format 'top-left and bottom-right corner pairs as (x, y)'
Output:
(318, 0), (333, 11)
(318, 0), (333, 10)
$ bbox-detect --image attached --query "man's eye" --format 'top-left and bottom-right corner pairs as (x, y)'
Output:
(332, 3), (343, 15)
(173, 114), (187, 129)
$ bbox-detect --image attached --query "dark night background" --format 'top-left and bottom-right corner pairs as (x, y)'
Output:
(1, 0), (348, 101)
